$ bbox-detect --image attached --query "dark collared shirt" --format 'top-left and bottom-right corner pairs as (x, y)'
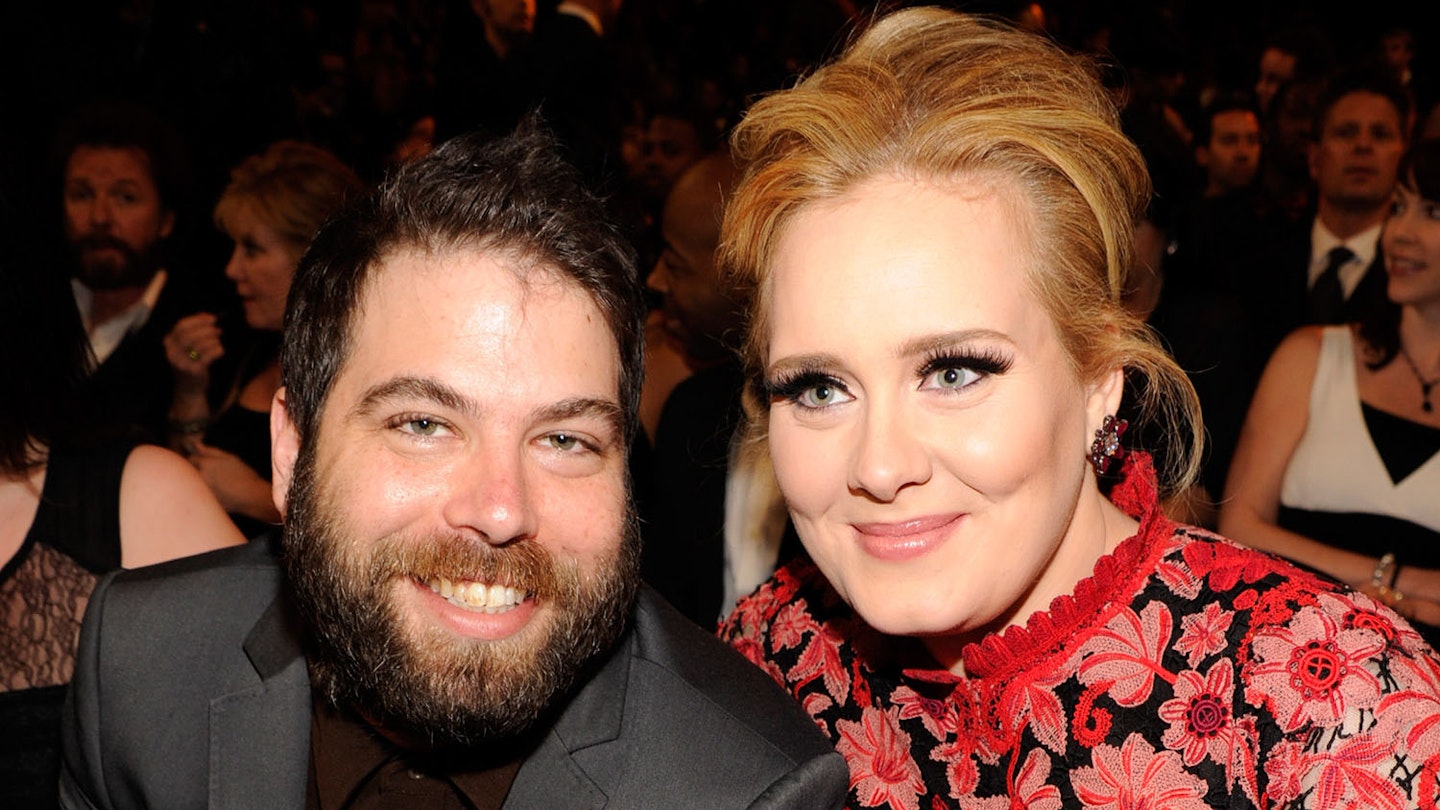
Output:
(306, 698), (522, 810)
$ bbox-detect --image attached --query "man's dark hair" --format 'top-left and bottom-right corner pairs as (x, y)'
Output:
(1264, 22), (1336, 82)
(282, 121), (646, 446)
(52, 99), (192, 214)
(1194, 91), (1262, 149)
(1311, 66), (1412, 142)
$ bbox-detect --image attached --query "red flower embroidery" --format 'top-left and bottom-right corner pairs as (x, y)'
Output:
(1159, 658), (1235, 766)
(954, 749), (1060, 810)
(892, 684), (958, 741)
(1078, 602), (1174, 707)
(836, 707), (926, 810)
(999, 665), (1072, 755)
(1182, 541), (1275, 591)
(1321, 590), (1423, 651)
(1375, 653), (1440, 764)
(1070, 733), (1211, 810)
(1248, 605), (1385, 733)
(787, 624), (851, 703)
(929, 737), (979, 798)
(1173, 602), (1233, 668)
(771, 601), (819, 651)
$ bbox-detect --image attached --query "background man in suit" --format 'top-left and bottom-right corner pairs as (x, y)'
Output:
(61, 124), (847, 809)
(55, 100), (208, 441)
(1298, 68), (1409, 328)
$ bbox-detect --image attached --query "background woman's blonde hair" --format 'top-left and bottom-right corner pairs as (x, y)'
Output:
(213, 140), (362, 256)
(720, 7), (1202, 495)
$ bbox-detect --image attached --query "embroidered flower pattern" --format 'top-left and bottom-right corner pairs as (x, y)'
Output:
(1248, 605), (1385, 732)
(1070, 734), (1211, 810)
(1173, 601), (1233, 668)
(1158, 658), (1237, 767)
(718, 457), (1438, 808)
(836, 707), (925, 810)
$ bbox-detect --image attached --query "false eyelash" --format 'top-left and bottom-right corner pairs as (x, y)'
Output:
(917, 346), (1013, 380)
(763, 368), (847, 404)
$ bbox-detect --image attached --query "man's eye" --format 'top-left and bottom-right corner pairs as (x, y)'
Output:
(393, 417), (445, 437)
(545, 433), (592, 453)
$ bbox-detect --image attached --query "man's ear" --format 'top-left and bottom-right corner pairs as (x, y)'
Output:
(271, 387), (299, 518)
(159, 208), (175, 240)
(1194, 144), (1212, 169)
(1307, 140), (1321, 182)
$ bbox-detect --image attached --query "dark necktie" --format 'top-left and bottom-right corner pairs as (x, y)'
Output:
(1307, 245), (1354, 324)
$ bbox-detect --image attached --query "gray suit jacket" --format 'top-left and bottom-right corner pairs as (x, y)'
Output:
(60, 541), (847, 808)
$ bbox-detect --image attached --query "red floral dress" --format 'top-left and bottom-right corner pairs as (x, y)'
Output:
(719, 455), (1440, 809)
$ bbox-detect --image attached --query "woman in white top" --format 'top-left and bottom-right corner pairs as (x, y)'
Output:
(1221, 138), (1440, 636)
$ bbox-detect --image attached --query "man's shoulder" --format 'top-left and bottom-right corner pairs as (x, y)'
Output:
(544, 587), (845, 807)
(627, 587), (835, 761)
(97, 537), (285, 634)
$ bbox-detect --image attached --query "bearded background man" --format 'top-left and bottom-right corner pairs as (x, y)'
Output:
(54, 100), (215, 442)
(59, 123), (846, 809)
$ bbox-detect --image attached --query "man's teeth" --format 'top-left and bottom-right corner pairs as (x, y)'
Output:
(426, 577), (527, 613)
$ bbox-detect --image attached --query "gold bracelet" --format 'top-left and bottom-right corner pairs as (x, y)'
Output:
(1372, 552), (1396, 589)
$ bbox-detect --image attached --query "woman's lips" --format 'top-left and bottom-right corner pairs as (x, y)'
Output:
(851, 513), (963, 561)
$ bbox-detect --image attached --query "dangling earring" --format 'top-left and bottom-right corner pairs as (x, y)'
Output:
(1089, 415), (1128, 475)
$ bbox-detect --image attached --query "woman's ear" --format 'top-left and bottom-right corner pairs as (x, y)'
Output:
(1085, 365), (1126, 433)
(270, 387), (298, 518)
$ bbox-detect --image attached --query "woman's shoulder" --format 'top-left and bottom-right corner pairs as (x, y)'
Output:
(721, 557), (836, 639)
(1266, 324), (1333, 372)
(118, 445), (246, 568)
(1159, 523), (1435, 695)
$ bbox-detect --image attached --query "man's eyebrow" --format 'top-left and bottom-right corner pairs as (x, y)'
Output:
(350, 377), (624, 435)
(352, 376), (475, 419)
(532, 398), (626, 438)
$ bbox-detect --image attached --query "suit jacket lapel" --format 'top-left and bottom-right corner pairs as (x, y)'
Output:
(210, 595), (313, 809)
(504, 625), (636, 808)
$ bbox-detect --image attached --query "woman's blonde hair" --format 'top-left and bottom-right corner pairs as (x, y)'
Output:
(213, 140), (362, 256)
(720, 7), (1202, 495)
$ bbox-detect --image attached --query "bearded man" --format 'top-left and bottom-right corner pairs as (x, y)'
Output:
(59, 125), (846, 809)
(54, 100), (207, 441)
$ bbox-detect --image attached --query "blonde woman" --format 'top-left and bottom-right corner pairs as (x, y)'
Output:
(163, 141), (361, 536)
(719, 9), (1440, 807)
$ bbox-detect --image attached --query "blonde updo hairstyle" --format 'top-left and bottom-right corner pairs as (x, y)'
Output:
(720, 8), (1202, 495)
(213, 140), (363, 260)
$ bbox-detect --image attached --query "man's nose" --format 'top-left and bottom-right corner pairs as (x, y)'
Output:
(443, 445), (539, 546)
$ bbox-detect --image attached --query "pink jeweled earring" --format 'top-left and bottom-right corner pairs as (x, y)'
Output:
(1089, 414), (1128, 475)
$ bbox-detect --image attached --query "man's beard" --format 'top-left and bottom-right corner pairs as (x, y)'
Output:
(282, 444), (641, 749)
(68, 232), (161, 290)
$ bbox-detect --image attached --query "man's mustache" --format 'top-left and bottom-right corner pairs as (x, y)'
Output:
(73, 233), (136, 255)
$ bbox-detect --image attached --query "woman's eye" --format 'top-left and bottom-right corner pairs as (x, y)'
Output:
(766, 371), (855, 412)
(925, 365), (982, 391)
(796, 381), (853, 409)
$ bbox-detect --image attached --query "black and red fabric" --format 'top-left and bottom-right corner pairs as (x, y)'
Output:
(721, 453), (1440, 809)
